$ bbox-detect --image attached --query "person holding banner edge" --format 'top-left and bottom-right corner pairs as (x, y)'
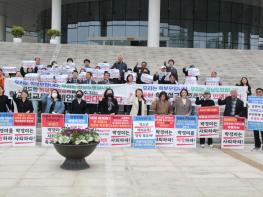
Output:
(252, 88), (263, 151)
(42, 89), (65, 114)
(12, 89), (33, 113)
(195, 91), (215, 148)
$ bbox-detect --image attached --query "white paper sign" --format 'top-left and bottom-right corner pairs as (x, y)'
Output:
(141, 73), (153, 84)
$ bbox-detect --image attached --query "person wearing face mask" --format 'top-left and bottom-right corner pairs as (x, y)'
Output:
(13, 89), (33, 113)
(68, 90), (87, 114)
(98, 88), (119, 115)
(0, 85), (13, 112)
(173, 89), (192, 116)
(42, 89), (65, 114)
(195, 91), (215, 148)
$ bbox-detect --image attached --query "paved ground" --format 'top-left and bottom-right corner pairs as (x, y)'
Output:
(0, 145), (263, 197)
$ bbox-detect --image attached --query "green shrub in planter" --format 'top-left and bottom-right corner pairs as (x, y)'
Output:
(11, 26), (25, 38)
(47, 29), (61, 38)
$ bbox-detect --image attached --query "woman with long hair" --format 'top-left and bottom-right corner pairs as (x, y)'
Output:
(236, 77), (252, 96)
(129, 88), (147, 116)
(98, 88), (119, 114)
(42, 89), (65, 114)
(152, 91), (173, 115)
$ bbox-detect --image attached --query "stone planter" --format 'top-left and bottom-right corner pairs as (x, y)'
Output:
(53, 142), (98, 170)
(50, 37), (60, 44)
(13, 37), (22, 43)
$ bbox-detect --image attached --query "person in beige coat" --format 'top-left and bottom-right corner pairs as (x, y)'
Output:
(152, 91), (173, 115)
(129, 88), (147, 116)
(173, 89), (192, 115)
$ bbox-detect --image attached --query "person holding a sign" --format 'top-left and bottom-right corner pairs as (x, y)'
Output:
(252, 88), (263, 151)
(183, 65), (199, 80)
(68, 90), (87, 114)
(161, 73), (178, 84)
(42, 89), (65, 114)
(173, 89), (192, 115)
(111, 55), (128, 84)
(153, 66), (168, 84)
(98, 88), (119, 115)
(152, 91), (173, 115)
(218, 89), (244, 117)
(129, 89), (147, 116)
(205, 71), (222, 86)
(0, 85), (13, 112)
(165, 59), (178, 82)
(195, 91), (215, 148)
(12, 89), (33, 113)
(134, 62), (151, 84)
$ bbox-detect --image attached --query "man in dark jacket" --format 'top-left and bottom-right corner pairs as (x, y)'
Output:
(111, 55), (128, 84)
(196, 91), (215, 148)
(218, 89), (244, 116)
(98, 71), (111, 84)
(81, 72), (96, 84)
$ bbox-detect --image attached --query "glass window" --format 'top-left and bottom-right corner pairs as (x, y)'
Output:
(194, 0), (207, 21)
(181, 0), (194, 20)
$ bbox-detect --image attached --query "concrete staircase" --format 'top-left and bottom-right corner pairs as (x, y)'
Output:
(1, 42), (262, 88)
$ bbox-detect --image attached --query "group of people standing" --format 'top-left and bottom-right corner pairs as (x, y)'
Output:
(0, 55), (262, 150)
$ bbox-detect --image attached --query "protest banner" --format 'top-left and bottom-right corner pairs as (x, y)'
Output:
(175, 116), (197, 148)
(0, 113), (13, 146)
(13, 113), (36, 146)
(197, 106), (220, 138)
(4, 78), (248, 106)
(206, 77), (220, 86)
(110, 115), (132, 147)
(2, 66), (17, 74)
(184, 77), (197, 85)
(247, 96), (263, 131)
(188, 68), (200, 77)
(41, 114), (65, 146)
(141, 73), (153, 84)
(221, 117), (245, 149)
(155, 115), (175, 147)
(98, 63), (110, 70)
(89, 114), (112, 147)
(133, 116), (156, 148)
(65, 114), (88, 129)
(22, 60), (35, 69)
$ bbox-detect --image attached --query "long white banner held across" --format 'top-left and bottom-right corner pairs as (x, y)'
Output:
(5, 78), (247, 105)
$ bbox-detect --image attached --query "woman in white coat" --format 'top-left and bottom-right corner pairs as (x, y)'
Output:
(129, 88), (147, 116)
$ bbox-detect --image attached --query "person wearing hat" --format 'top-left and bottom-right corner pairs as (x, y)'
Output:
(195, 91), (215, 148)
(153, 66), (168, 84)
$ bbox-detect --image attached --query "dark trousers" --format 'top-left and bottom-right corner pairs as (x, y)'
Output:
(253, 130), (263, 148)
(200, 138), (213, 145)
(124, 105), (132, 115)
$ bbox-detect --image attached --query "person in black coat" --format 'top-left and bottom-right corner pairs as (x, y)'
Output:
(160, 74), (178, 84)
(68, 90), (87, 114)
(196, 91), (215, 148)
(98, 71), (111, 84)
(218, 89), (244, 117)
(98, 88), (119, 115)
(111, 55), (128, 84)
(13, 90), (33, 113)
(0, 86), (13, 112)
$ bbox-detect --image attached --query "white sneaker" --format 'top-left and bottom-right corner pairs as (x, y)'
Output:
(201, 144), (205, 148)
(209, 144), (214, 148)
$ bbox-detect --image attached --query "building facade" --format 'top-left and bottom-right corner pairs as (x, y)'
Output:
(1, 0), (263, 49)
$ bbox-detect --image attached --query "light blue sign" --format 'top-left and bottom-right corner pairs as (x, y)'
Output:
(248, 96), (263, 131)
(65, 114), (88, 128)
(175, 116), (197, 129)
(0, 113), (13, 126)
